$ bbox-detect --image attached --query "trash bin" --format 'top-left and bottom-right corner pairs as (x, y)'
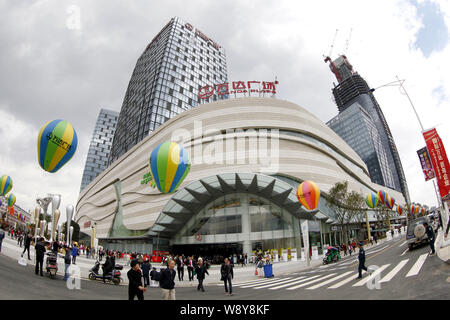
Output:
(263, 264), (274, 278)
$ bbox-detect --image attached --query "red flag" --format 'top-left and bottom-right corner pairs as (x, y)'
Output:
(423, 128), (450, 201)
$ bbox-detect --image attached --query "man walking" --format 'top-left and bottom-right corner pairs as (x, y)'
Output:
(423, 222), (436, 256)
(176, 254), (185, 281)
(141, 259), (151, 288)
(63, 245), (71, 281)
(357, 242), (368, 279)
(35, 237), (46, 276)
(221, 257), (234, 296)
(71, 243), (79, 265)
(195, 258), (209, 292)
(0, 228), (5, 253)
(127, 260), (146, 300)
(21, 232), (32, 260)
(187, 256), (194, 281)
(160, 259), (176, 300)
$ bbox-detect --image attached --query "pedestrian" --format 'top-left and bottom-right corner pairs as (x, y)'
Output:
(348, 244), (353, 256)
(373, 235), (377, 244)
(357, 242), (368, 279)
(437, 210), (444, 231)
(71, 243), (79, 264)
(64, 245), (71, 281)
(160, 259), (176, 300)
(21, 233), (32, 260)
(102, 256), (113, 283)
(195, 258), (209, 292)
(18, 233), (23, 247)
(35, 237), (46, 276)
(221, 257), (234, 296)
(431, 217), (439, 237)
(141, 259), (151, 288)
(176, 254), (185, 281)
(187, 256), (194, 281)
(127, 259), (146, 300)
(423, 222), (436, 256)
(244, 253), (248, 265)
(0, 228), (5, 253)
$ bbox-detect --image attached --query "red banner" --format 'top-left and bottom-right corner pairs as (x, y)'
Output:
(423, 128), (450, 201)
(417, 147), (435, 181)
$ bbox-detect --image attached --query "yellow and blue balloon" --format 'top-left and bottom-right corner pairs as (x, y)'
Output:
(0, 175), (13, 196)
(7, 193), (16, 208)
(38, 120), (78, 173)
(149, 141), (191, 193)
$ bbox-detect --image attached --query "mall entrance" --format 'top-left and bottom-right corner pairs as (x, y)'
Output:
(171, 242), (242, 264)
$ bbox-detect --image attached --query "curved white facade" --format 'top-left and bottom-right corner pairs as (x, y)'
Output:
(76, 97), (405, 241)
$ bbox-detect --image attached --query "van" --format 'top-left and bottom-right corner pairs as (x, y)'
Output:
(406, 216), (430, 250)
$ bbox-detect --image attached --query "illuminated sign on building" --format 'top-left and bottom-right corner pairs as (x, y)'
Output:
(198, 80), (279, 99)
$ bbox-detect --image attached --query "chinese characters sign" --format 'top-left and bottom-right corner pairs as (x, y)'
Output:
(423, 128), (450, 201)
(417, 147), (435, 181)
(198, 81), (279, 99)
(185, 23), (221, 50)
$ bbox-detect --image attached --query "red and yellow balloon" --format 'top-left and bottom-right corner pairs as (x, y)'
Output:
(296, 181), (320, 211)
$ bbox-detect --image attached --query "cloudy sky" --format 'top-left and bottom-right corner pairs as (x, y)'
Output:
(0, 0), (449, 221)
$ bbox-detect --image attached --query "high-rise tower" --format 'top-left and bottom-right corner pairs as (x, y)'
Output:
(109, 17), (228, 164)
(325, 55), (410, 203)
(80, 109), (119, 192)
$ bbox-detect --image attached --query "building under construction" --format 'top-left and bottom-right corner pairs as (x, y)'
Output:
(326, 55), (410, 203)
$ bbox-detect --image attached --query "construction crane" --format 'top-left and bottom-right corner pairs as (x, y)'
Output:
(343, 28), (353, 55)
(323, 29), (343, 82)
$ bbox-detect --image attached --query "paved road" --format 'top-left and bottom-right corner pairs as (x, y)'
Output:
(0, 236), (448, 299)
(213, 237), (450, 300)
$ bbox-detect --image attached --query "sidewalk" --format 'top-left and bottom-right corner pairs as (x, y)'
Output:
(0, 233), (400, 287)
(436, 231), (450, 264)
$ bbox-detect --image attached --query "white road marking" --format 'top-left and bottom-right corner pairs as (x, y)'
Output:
(406, 253), (428, 277)
(379, 259), (409, 283)
(240, 277), (292, 288)
(252, 277), (305, 289)
(219, 277), (274, 286)
(287, 273), (337, 290)
(269, 275), (321, 290)
(398, 241), (407, 247)
(306, 271), (353, 290)
(328, 272), (366, 289)
(400, 248), (409, 256)
(352, 264), (390, 287)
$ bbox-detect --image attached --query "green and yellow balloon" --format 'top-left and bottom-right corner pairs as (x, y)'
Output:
(149, 141), (190, 193)
(38, 120), (78, 173)
(0, 175), (13, 196)
(366, 193), (379, 208)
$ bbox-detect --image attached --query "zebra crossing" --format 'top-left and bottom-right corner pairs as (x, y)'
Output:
(223, 253), (430, 291)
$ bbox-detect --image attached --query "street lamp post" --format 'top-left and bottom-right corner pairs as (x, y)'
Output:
(369, 77), (445, 219)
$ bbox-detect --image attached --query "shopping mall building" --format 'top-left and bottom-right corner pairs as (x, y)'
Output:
(75, 97), (406, 258)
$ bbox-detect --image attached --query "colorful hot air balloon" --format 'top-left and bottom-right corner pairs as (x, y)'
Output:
(0, 175), (13, 196)
(366, 193), (379, 208)
(420, 207), (425, 215)
(149, 141), (191, 193)
(8, 206), (14, 216)
(296, 180), (320, 211)
(410, 204), (415, 215)
(396, 205), (403, 215)
(7, 193), (15, 208)
(38, 120), (78, 173)
(377, 190), (387, 205)
(385, 196), (395, 210)
(415, 206), (420, 214)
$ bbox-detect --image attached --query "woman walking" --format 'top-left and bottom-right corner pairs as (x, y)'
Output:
(221, 257), (234, 296)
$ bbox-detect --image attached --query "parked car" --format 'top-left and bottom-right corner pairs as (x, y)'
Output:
(406, 216), (430, 250)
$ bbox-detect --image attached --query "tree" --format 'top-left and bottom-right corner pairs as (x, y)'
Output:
(62, 220), (80, 243)
(346, 191), (366, 240)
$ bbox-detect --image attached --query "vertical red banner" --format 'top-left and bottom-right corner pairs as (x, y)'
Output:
(423, 128), (450, 201)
